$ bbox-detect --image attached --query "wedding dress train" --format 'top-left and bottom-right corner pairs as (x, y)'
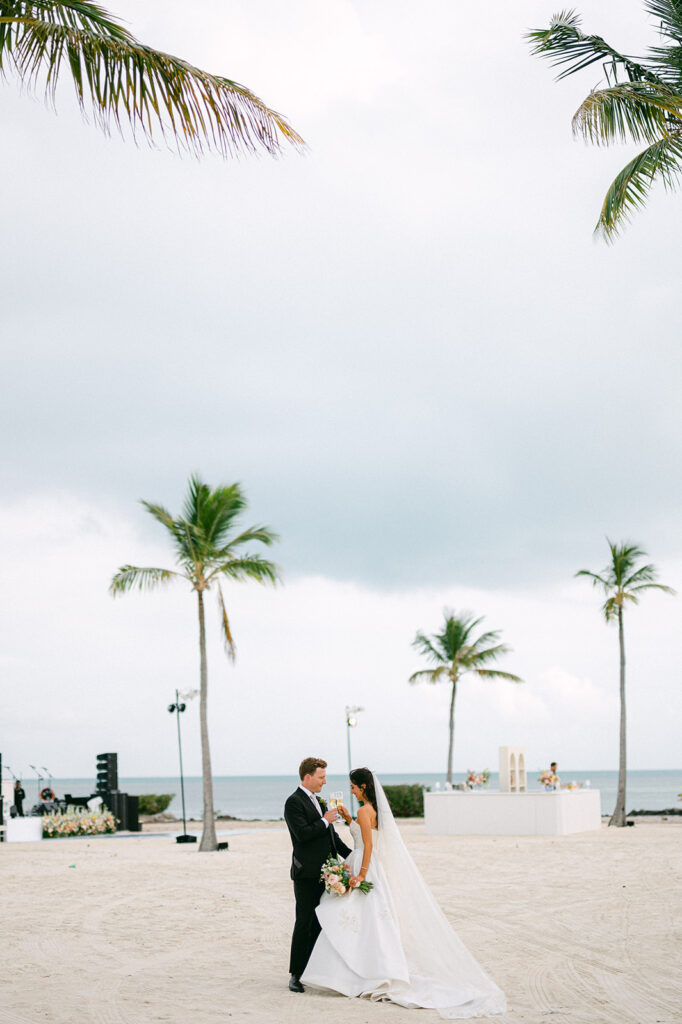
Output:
(301, 777), (506, 1019)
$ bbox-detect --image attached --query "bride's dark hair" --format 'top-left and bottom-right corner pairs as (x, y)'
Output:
(350, 767), (378, 823)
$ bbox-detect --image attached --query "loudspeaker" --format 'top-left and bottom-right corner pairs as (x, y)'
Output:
(96, 752), (118, 794)
(105, 791), (140, 832)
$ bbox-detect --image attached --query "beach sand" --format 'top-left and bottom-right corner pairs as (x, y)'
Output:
(2, 819), (680, 1024)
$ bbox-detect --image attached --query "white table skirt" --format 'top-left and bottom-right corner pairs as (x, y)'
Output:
(424, 790), (602, 836)
(6, 817), (44, 843)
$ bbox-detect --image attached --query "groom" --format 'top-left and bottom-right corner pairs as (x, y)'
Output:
(284, 756), (351, 993)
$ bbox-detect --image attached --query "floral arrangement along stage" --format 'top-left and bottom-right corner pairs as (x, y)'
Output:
(321, 855), (373, 895)
(42, 806), (116, 838)
(465, 770), (490, 790)
(538, 771), (560, 791)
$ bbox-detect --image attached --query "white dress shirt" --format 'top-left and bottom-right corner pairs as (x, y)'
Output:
(299, 783), (329, 827)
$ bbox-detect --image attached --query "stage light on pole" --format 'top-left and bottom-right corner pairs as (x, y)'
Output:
(168, 689), (196, 845)
(345, 705), (364, 814)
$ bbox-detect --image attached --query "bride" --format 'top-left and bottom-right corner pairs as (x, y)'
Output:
(301, 768), (506, 1019)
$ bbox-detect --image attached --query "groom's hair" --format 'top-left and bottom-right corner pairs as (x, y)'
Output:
(299, 757), (327, 780)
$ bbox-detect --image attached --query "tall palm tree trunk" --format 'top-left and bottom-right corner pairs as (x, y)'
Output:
(197, 590), (218, 851)
(610, 607), (627, 827)
(446, 679), (457, 785)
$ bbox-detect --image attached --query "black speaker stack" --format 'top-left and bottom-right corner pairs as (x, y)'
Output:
(95, 752), (141, 832)
(96, 752), (118, 795)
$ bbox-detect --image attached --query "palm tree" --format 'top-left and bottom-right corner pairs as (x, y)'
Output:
(527, 2), (682, 239)
(110, 475), (279, 851)
(409, 610), (522, 785)
(576, 540), (674, 827)
(0, 0), (303, 157)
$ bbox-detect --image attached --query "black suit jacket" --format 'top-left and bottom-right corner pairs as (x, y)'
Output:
(284, 788), (351, 880)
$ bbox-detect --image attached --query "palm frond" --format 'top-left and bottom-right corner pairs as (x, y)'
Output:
(182, 477), (247, 551)
(109, 564), (178, 595)
(209, 554), (279, 585)
(0, 1), (304, 157)
(596, 124), (682, 237)
(646, 0), (682, 44)
(622, 561), (660, 587)
(463, 642), (512, 668)
(222, 524), (279, 550)
(436, 610), (486, 662)
(572, 82), (682, 146)
(467, 629), (503, 653)
(629, 581), (677, 595)
(527, 10), (663, 84)
(475, 669), (524, 683)
(139, 500), (177, 533)
(408, 666), (448, 685)
(216, 583), (236, 662)
(411, 631), (446, 665)
(575, 569), (610, 589)
(603, 595), (620, 621)
(140, 501), (196, 565)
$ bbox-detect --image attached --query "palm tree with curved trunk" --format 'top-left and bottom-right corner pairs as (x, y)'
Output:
(409, 610), (522, 785)
(528, 2), (682, 239)
(576, 540), (674, 827)
(0, 0), (304, 157)
(110, 475), (279, 851)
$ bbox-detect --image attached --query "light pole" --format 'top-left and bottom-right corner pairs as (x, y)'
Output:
(168, 690), (197, 845)
(345, 705), (364, 814)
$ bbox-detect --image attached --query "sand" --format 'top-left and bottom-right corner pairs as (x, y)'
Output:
(2, 819), (681, 1024)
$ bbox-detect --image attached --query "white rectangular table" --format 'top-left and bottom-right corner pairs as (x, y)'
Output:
(5, 818), (44, 843)
(424, 790), (602, 836)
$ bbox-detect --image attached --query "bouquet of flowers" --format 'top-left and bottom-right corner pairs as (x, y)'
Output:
(42, 805), (116, 838)
(320, 855), (373, 895)
(538, 771), (559, 790)
(465, 769), (490, 789)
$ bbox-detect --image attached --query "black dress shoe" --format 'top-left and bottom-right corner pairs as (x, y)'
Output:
(289, 976), (305, 993)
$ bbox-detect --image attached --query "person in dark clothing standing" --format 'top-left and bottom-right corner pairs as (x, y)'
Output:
(284, 757), (351, 993)
(14, 780), (25, 817)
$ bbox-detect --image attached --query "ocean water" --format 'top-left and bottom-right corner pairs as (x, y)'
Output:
(14, 770), (681, 820)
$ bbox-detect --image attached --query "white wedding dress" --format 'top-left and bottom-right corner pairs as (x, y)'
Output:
(301, 775), (506, 1019)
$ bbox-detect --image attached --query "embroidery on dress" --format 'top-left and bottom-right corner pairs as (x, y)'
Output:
(338, 908), (360, 933)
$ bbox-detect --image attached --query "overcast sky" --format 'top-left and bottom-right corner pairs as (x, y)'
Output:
(1, 0), (680, 780)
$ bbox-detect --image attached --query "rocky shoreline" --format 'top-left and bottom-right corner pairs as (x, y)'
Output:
(628, 807), (682, 816)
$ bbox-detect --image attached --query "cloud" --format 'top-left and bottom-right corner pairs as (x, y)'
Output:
(1, 494), (679, 778)
(1, 2), (681, 775)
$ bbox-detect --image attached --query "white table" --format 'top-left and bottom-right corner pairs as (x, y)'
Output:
(6, 817), (44, 843)
(424, 790), (602, 836)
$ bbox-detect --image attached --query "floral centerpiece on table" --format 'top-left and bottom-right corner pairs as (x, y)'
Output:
(42, 806), (116, 838)
(465, 769), (490, 790)
(538, 771), (559, 791)
(320, 855), (373, 895)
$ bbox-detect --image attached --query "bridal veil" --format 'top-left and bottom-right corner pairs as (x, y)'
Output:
(371, 772), (506, 1018)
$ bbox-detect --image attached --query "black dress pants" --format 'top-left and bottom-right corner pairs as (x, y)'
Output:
(289, 877), (325, 977)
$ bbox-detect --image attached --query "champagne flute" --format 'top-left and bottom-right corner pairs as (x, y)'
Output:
(328, 793), (338, 809)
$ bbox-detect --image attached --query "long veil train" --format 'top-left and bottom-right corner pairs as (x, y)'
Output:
(370, 772), (506, 1018)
